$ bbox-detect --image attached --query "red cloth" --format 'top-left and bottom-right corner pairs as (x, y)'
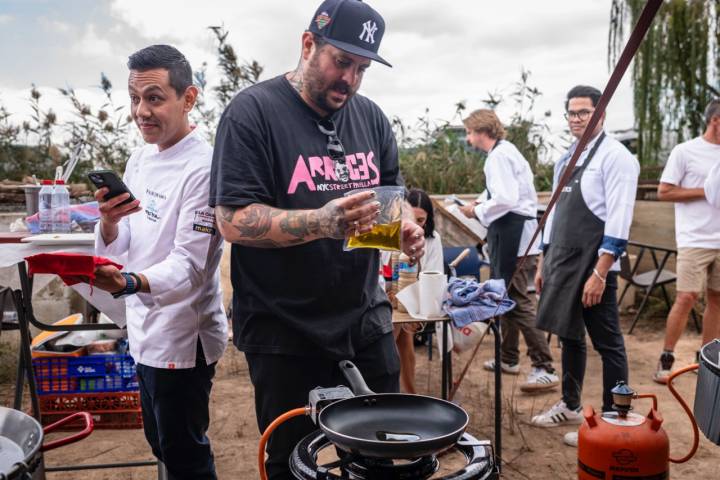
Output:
(25, 252), (123, 286)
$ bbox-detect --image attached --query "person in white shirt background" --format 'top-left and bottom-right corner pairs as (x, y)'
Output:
(88, 45), (227, 479)
(392, 188), (444, 393)
(653, 98), (720, 384)
(705, 161), (720, 208)
(460, 109), (559, 393)
(530, 86), (639, 448)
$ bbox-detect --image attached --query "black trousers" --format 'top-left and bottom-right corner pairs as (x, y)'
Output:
(246, 333), (400, 480)
(559, 273), (629, 412)
(135, 342), (217, 480)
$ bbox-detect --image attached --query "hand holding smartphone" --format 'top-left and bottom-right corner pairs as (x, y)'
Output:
(87, 170), (136, 206)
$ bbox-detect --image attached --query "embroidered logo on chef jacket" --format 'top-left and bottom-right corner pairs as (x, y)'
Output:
(144, 189), (166, 223)
(145, 198), (161, 222)
(193, 209), (217, 235)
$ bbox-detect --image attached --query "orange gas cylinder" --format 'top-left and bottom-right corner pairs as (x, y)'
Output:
(578, 403), (668, 478)
(578, 372), (700, 479)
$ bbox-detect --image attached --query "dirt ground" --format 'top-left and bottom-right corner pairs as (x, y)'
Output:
(2, 315), (718, 479)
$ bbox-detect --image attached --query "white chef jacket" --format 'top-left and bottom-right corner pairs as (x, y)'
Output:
(706, 161), (720, 209)
(474, 140), (541, 257)
(95, 129), (228, 369)
(542, 131), (640, 271)
(661, 136), (720, 248)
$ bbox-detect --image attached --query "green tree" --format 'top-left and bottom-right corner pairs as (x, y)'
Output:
(609, 0), (719, 166)
(398, 70), (557, 194)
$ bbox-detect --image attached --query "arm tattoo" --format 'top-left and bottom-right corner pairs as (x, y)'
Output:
(220, 204), (277, 239)
(280, 210), (320, 239)
(217, 204), (333, 248)
(317, 200), (346, 238)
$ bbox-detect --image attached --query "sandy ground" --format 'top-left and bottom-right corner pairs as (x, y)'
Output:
(2, 314), (718, 479)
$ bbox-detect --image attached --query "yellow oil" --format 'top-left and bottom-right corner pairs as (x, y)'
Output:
(346, 220), (402, 251)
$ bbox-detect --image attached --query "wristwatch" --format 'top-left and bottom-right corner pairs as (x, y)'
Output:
(111, 272), (141, 298)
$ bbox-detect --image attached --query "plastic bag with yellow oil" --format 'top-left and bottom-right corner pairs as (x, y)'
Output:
(343, 186), (404, 251)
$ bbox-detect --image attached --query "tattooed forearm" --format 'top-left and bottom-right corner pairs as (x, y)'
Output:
(280, 210), (319, 239)
(216, 203), (341, 248)
(317, 200), (347, 238)
(218, 204), (277, 239)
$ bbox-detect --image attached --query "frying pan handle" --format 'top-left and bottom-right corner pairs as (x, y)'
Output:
(41, 411), (94, 452)
(338, 360), (375, 396)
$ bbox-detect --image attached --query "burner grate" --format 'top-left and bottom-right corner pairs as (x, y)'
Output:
(289, 431), (497, 480)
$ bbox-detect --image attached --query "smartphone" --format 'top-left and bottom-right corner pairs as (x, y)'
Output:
(87, 170), (136, 206)
(448, 195), (467, 206)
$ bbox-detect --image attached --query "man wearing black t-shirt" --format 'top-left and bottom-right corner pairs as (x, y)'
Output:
(209, 1), (425, 477)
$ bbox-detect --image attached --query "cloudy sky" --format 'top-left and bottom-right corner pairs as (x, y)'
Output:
(0, 0), (635, 162)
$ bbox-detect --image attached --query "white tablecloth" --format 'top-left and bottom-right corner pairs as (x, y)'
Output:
(0, 242), (127, 327)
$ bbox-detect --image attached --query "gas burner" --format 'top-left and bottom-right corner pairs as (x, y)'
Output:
(290, 431), (497, 480)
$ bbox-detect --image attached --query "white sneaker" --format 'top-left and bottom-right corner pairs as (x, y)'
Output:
(563, 431), (578, 447)
(530, 400), (584, 428)
(520, 367), (560, 393)
(483, 359), (520, 375)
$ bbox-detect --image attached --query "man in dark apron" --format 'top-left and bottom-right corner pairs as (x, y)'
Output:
(460, 109), (558, 392)
(530, 86), (640, 447)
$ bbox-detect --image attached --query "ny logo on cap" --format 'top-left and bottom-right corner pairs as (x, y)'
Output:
(358, 20), (378, 44)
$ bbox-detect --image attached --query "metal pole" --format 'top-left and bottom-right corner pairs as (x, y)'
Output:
(490, 321), (502, 474)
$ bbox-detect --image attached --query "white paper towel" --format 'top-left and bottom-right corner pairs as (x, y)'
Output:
(419, 271), (447, 316)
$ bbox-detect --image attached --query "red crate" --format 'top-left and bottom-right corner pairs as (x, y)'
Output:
(38, 391), (142, 430)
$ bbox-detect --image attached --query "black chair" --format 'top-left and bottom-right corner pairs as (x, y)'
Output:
(619, 241), (700, 334)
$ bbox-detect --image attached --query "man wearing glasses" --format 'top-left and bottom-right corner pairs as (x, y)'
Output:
(209, 1), (424, 477)
(530, 86), (639, 448)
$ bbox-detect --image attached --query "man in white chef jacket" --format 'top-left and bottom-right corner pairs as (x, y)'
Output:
(460, 108), (559, 392)
(89, 45), (227, 480)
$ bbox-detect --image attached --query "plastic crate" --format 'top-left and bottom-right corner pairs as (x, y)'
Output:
(41, 410), (143, 430)
(32, 354), (139, 394)
(39, 391), (143, 430)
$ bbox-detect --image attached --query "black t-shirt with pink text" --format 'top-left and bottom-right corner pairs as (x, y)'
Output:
(209, 74), (401, 359)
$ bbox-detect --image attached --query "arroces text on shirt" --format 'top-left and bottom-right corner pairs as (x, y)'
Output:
(287, 151), (381, 194)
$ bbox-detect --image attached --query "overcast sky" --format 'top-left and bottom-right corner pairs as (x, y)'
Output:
(0, 0), (635, 162)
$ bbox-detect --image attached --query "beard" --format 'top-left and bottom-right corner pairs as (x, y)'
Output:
(304, 53), (358, 114)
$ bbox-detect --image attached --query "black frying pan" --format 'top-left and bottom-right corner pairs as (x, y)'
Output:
(317, 361), (469, 459)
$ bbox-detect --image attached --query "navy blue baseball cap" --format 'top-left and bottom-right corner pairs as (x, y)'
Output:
(307, 0), (391, 67)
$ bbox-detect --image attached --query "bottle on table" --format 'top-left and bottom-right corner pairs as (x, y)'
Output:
(390, 251), (400, 308)
(52, 179), (71, 233)
(38, 180), (54, 234)
(396, 253), (418, 313)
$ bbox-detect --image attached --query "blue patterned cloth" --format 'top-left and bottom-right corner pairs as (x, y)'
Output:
(443, 277), (516, 327)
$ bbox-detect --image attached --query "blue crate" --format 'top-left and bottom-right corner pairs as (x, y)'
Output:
(33, 354), (138, 395)
(68, 354), (136, 378)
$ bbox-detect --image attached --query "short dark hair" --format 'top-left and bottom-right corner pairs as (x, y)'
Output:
(127, 45), (192, 97)
(704, 99), (720, 124)
(565, 85), (602, 111)
(406, 188), (435, 239)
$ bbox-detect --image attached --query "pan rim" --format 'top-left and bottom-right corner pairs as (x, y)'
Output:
(317, 393), (469, 447)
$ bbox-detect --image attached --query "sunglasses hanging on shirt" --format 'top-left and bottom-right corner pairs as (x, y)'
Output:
(317, 118), (349, 183)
